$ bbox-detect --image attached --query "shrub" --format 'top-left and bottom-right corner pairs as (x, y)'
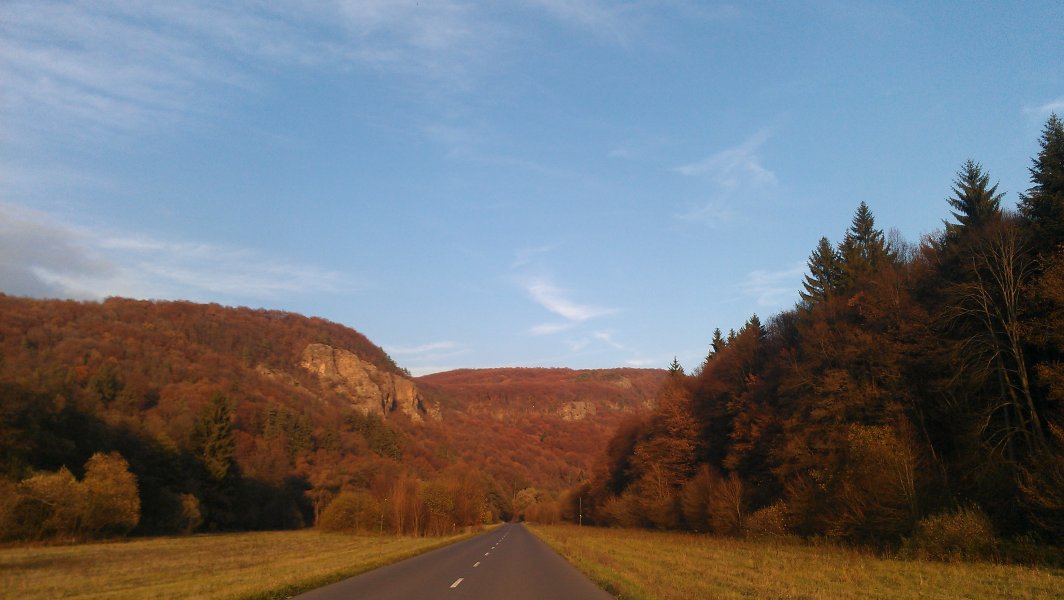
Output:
(81, 452), (141, 535)
(318, 490), (381, 533)
(18, 467), (82, 539)
(903, 505), (997, 561)
(744, 501), (788, 537)
(180, 493), (203, 534)
(0, 453), (142, 541)
(708, 473), (746, 536)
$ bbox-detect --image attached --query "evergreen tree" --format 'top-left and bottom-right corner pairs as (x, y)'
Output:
(800, 237), (843, 306)
(668, 357), (684, 376)
(1020, 114), (1064, 258)
(192, 392), (236, 483)
(946, 160), (1003, 239)
(839, 202), (891, 289)
(711, 328), (726, 354)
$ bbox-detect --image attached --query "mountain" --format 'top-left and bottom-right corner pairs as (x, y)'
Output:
(0, 294), (663, 535)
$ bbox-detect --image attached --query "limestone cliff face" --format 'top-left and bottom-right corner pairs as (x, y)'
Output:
(558, 400), (595, 421)
(300, 343), (439, 422)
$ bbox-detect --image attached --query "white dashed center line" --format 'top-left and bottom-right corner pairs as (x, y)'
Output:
(484, 552), (490, 556)
(474, 561), (481, 567)
(451, 578), (464, 589)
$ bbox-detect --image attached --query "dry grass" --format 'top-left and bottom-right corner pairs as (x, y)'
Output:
(0, 529), (472, 599)
(530, 524), (1064, 600)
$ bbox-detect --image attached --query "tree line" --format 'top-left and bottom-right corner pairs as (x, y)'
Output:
(570, 115), (1064, 558)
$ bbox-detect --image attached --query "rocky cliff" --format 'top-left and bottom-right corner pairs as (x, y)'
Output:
(300, 343), (439, 422)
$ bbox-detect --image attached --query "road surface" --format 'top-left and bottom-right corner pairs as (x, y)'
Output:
(296, 523), (613, 600)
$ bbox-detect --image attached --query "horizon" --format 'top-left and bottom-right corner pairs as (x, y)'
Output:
(2, 1), (1062, 376)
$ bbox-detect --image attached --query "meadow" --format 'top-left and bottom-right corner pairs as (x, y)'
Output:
(0, 529), (471, 599)
(531, 524), (1064, 600)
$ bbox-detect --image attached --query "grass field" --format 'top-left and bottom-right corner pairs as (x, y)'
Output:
(0, 529), (473, 599)
(531, 524), (1064, 600)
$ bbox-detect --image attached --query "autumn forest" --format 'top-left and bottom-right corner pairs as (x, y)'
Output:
(2, 115), (1063, 561)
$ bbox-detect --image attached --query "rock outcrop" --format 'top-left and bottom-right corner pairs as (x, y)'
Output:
(300, 343), (439, 422)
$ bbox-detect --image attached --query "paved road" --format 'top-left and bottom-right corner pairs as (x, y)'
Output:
(296, 523), (613, 600)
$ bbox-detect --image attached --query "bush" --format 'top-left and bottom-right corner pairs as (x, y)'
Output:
(903, 505), (997, 561)
(81, 452), (141, 535)
(318, 490), (381, 533)
(0, 453), (142, 541)
(743, 501), (788, 537)
(708, 474), (746, 536)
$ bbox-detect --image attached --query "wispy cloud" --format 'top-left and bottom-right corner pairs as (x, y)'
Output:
(674, 128), (777, 224)
(0, 202), (350, 303)
(674, 128), (776, 186)
(524, 276), (616, 322)
(1025, 98), (1064, 117)
(736, 261), (806, 308)
(520, 275), (617, 335)
(0, 0), (498, 144)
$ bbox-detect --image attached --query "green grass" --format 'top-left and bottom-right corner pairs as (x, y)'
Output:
(0, 529), (474, 599)
(530, 524), (1064, 600)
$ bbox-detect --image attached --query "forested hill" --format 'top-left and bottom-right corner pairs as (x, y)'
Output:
(0, 295), (663, 538)
(575, 115), (1064, 553)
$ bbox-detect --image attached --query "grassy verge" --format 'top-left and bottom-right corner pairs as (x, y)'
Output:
(0, 529), (474, 599)
(530, 524), (1064, 600)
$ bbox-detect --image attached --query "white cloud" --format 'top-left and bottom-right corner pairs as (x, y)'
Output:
(0, 202), (349, 303)
(674, 129), (778, 224)
(0, 0), (499, 144)
(522, 275), (617, 326)
(1026, 98), (1064, 117)
(736, 261), (806, 308)
(674, 129), (776, 187)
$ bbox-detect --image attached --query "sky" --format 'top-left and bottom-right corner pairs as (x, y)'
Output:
(2, 1), (1062, 376)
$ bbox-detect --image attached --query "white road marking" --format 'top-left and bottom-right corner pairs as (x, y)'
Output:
(451, 578), (464, 589)
(474, 561), (481, 567)
(485, 552), (490, 556)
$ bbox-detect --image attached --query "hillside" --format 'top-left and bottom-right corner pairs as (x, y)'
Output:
(417, 368), (665, 490)
(0, 294), (662, 537)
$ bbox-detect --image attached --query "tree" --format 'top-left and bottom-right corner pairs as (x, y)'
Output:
(943, 217), (1045, 457)
(945, 160), (1003, 240)
(1019, 114), (1064, 257)
(839, 202), (892, 289)
(800, 237), (843, 307)
(668, 357), (684, 376)
(192, 392), (236, 482)
(81, 452), (141, 535)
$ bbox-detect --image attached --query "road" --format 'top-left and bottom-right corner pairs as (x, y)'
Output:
(296, 523), (613, 600)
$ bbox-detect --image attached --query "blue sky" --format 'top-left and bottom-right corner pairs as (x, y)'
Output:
(2, 1), (1062, 375)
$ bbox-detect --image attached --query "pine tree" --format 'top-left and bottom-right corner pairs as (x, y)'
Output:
(1019, 114), (1064, 257)
(800, 237), (843, 306)
(192, 392), (236, 482)
(704, 328), (726, 365)
(945, 160), (1003, 239)
(839, 201), (891, 288)
(668, 357), (684, 376)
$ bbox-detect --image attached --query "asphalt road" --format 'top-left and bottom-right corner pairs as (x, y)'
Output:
(296, 523), (613, 600)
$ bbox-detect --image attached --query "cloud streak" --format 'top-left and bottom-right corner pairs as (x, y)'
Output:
(674, 128), (776, 186)
(520, 275), (617, 335)
(1026, 98), (1064, 117)
(674, 129), (778, 224)
(0, 0), (499, 143)
(0, 202), (350, 304)
(736, 261), (806, 308)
